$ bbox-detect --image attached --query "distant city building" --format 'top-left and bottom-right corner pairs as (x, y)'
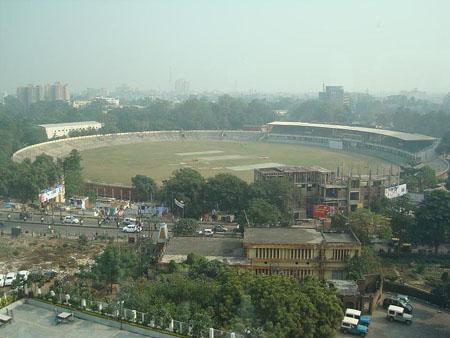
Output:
(174, 78), (190, 96)
(95, 96), (120, 107)
(72, 100), (91, 109)
(39, 121), (102, 139)
(319, 85), (344, 105)
(16, 82), (70, 107)
(0, 92), (6, 105)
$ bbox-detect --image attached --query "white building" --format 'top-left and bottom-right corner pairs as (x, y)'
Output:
(39, 121), (102, 139)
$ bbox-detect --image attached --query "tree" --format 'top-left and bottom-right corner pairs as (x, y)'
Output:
(246, 198), (281, 226)
(346, 246), (381, 280)
(173, 218), (199, 236)
(348, 209), (390, 244)
(162, 168), (206, 218)
(204, 174), (249, 214)
(402, 166), (437, 192)
(63, 149), (83, 198)
(131, 174), (157, 202)
(331, 213), (348, 232)
(414, 190), (450, 253)
(32, 154), (62, 189)
(436, 130), (450, 155)
(93, 245), (121, 292)
(250, 179), (294, 224)
(385, 196), (415, 243)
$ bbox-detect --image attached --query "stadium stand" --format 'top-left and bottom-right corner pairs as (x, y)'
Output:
(266, 121), (439, 166)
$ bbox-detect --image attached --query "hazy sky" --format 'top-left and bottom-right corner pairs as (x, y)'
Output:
(1, 0), (450, 94)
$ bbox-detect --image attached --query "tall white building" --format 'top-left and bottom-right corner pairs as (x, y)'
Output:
(39, 121), (102, 139)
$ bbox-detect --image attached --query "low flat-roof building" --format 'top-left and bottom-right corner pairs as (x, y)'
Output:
(159, 227), (361, 281)
(39, 121), (102, 139)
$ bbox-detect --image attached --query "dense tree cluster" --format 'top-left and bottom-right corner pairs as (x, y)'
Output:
(113, 253), (343, 338)
(0, 150), (83, 202)
(155, 168), (294, 226)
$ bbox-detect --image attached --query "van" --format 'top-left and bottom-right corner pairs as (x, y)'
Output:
(340, 316), (368, 336)
(345, 308), (371, 326)
(387, 305), (413, 324)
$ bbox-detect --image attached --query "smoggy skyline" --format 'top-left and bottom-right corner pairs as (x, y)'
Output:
(1, 0), (450, 94)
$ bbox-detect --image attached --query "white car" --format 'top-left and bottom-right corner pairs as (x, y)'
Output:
(122, 224), (141, 233)
(0, 274), (5, 287)
(201, 229), (214, 237)
(123, 218), (137, 225)
(63, 215), (80, 224)
(18, 270), (29, 281)
(4, 272), (17, 286)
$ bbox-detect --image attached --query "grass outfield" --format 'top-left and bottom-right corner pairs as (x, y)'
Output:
(80, 140), (394, 185)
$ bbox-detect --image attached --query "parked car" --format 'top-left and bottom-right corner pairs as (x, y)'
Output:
(340, 316), (368, 336)
(18, 270), (29, 281)
(396, 294), (410, 303)
(63, 215), (80, 224)
(213, 224), (228, 233)
(4, 272), (17, 286)
(386, 305), (413, 324)
(122, 224), (141, 233)
(345, 308), (371, 326)
(123, 218), (137, 225)
(201, 228), (214, 237)
(383, 296), (413, 314)
(0, 274), (5, 287)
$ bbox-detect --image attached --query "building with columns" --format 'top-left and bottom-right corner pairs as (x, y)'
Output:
(243, 227), (361, 280)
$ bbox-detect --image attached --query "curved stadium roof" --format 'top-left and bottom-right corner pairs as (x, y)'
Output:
(268, 121), (437, 142)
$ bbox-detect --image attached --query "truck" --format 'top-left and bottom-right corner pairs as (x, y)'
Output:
(340, 316), (368, 336)
(345, 308), (372, 326)
(386, 305), (413, 324)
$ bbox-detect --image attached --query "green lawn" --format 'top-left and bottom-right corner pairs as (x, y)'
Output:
(80, 140), (394, 185)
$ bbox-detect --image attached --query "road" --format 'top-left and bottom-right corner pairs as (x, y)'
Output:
(337, 297), (450, 338)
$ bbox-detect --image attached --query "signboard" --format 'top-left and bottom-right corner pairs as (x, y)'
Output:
(313, 204), (331, 218)
(384, 184), (407, 199)
(39, 184), (64, 203)
(174, 198), (185, 208)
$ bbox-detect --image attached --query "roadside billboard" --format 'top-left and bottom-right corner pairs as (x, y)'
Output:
(313, 204), (331, 218)
(384, 184), (407, 199)
(39, 184), (65, 203)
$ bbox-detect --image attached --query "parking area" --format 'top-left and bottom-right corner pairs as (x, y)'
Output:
(337, 297), (450, 338)
(0, 302), (145, 338)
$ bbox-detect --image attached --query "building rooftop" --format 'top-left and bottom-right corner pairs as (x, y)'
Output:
(243, 227), (324, 245)
(268, 121), (437, 142)
(328, 279), (359, 296)
(322, 232), (360, 244)
(39, 121), (102, 128)
(161, 237), (247, 264)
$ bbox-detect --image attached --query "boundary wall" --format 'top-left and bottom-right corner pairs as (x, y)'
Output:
(12, 130), (261, 163)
